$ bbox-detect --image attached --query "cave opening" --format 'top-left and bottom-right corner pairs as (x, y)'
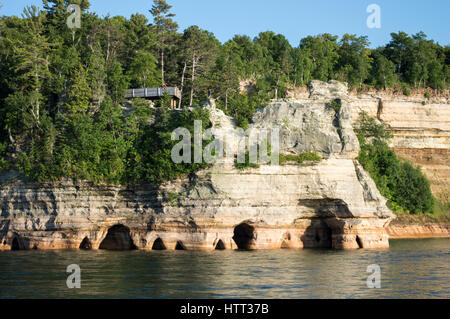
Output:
(302, 219), (333, 249)
(99, 225), (137, 251)
(152, 238), (166, 250)
(233, 223), (256, 250)
(11, 237), (20, 251)
(215, 239), (225, 250)
(175, 241), (186, 250)
(79, 237), (92, 250)
(314, 223), (333, 248)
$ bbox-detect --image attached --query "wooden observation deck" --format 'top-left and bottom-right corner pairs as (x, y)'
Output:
(125, 87), (182, 108)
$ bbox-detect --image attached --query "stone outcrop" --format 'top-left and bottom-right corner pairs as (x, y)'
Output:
(250, 98), (359, 159)
(0, 81), (396, 251)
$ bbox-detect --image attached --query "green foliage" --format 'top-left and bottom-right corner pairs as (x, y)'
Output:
(225, 93), (261, 129)
(356, 113), (435, 214)
(336, 34), (372, 88)
(107, 61), (129, 105)
(66, 65), (92, 113)
(279, 152), (322, 165)
(127, 50), (161, 88)
(300, 34), (339, 82)
(433, 200), (450, 218)
(234, 152), (260, 170)
(403, 86), (411, 96)
(355, 111), (393, 142)
(0, 1), (448, 187)
(370, 50), (397, 90)
(135, 107), (212, 184)
(0, 141), (11, 171)
(330, 99), (342, 113)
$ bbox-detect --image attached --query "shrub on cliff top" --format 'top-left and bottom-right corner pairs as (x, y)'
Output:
(356, 113), (435, 214)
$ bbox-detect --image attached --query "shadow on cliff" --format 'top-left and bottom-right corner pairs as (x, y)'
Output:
(299, 199), (353, 249)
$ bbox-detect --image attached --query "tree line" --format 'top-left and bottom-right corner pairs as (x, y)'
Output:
(0, 0), (448, 192)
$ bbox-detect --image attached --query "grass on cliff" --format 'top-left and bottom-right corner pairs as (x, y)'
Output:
(234, 138), (322, 169)
(279, 152), (322, 165)
(356, 111), (436, 215)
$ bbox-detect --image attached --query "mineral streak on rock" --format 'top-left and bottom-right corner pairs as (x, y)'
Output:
(0, 81), (396, 251)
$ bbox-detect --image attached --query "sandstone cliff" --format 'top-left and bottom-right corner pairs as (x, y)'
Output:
(0, 81), (397, 251)
(290, 81), (450, 204)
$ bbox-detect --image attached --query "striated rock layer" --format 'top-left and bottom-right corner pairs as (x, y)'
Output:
(0, 81), (396, 251)
(387, 224), (450, 239)
(288, 81), (450, 202)
(0, 160), (394, 251)
(348, 92), (450, 202)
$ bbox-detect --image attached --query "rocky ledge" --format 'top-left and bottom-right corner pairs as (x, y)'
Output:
(0, 81), (395, 251)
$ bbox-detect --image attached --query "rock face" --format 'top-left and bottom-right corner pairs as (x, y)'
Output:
(387, 224), (450, 239)
(251, 99), (359, 159)
(0, 81), (395, 251)
(347, 91), (450, 202)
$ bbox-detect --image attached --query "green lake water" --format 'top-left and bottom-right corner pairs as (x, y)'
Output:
(0, 239), (448, 299)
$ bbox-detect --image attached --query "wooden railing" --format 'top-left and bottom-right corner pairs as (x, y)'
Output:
(125, 87), (181, 100)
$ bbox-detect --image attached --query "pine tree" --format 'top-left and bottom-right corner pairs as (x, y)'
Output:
(127, 50), (160, 88)
(337, 34), (372, 88)
(300, 34), (339, 82)
(370, 51), (396, 90)
(182, 26), (219, 105)
(14, 6), (53, 127)
(87, 44), (107, 107)
(107, 61), (129, 105)
(150, 0), (178, 85)
(66, 65), (91, 113)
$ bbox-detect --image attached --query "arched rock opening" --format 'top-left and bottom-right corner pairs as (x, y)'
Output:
(152, 238), (166, 250)
(175, 241), (186, 250)
(302, 219), (333, 248)
(233, 223), (256, 250)
(11, 237), (20, 251)
(79, 237), (92, 250)
(99, 225), (137, 251)
(215, 239), (225, 250)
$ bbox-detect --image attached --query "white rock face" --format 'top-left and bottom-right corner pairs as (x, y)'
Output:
(0, 81), (395, 251)
(309, 80), (350, 100)
(251, 99), (360, 159)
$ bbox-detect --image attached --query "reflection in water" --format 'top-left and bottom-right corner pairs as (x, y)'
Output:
(0, 239), (448, 299)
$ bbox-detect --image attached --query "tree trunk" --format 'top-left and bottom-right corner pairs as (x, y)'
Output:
(178, 60), (187, 109)
(106, 30), (111, 62)
(161, 50), (165, 85)
(225, 88), (229, 111)
(189, 55), (196, 106)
